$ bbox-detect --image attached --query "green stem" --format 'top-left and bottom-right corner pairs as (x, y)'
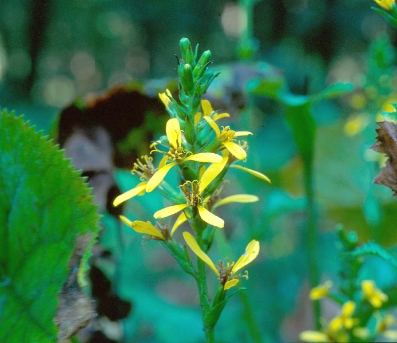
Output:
(303, 160), (321, 330)
(196, 230), (215, 342)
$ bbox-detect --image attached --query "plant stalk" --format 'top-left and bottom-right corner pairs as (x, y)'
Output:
(303, 160), (321, 330)
(196, 230), (215, 342)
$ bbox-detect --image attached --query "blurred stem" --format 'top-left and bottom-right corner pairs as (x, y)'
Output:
(240, 291), (263, 343)
(303, 160), (321, 330)
(196, 230), (215, 342)
(239, 0), (258, 42)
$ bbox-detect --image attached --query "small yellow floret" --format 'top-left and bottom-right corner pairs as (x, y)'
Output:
(310, 280), (332, 300)
(361, 280), (388, 308)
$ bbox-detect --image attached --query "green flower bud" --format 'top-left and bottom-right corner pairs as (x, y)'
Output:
(193, 50), (212, 80)
(195, 71), (220, 96)
(178, 63), (194, 94)
(180, 37), (194, 65)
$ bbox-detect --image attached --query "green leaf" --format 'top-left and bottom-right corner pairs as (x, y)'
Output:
(349, 241), (397, 270)
(313, 82), (354, 102)
(0, 110), (100, 342)
(204, 287), (246, 326)
(284, 101), (315, 165)
(372, 6), (397, 29)
(246, 78), (284, 100)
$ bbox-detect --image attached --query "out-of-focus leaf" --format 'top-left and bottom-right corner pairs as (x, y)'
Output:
(0, 110), (100, 342)
(246, 78), (284, 100)
(284, 101), (315, 165)
(314, 82), (354, 101)
(249, 80), (353, 167)
(372, 6), (397, 29)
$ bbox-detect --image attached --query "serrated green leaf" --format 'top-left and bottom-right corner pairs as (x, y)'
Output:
(349, 241), (397, 270)
(0, 110), (100, 342)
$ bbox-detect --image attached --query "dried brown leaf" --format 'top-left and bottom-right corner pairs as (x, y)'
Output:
(371, 121), (397, 195)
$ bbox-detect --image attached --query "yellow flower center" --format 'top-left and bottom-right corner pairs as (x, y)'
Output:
(132, 155), (157, 180)
(219, 126), (236, 142)
(180, 180), (202, 207)
(168, 146), (189, 162)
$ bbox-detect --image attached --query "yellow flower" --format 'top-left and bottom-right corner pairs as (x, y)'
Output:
(300, 301), (359, 343)
(361, 280), (388, 308)
(154, 156), (229, 229)
(158, 89), (174, 110)
(194, 99), (230, 126)
(203, 116), (252, 160)
(146, 118), (222, 192)
(329, 301), (358, 332)
(183, 231), (260, 290)
(374, 0), (395, 10)
(113, 155), (157, 207)
(310, 280), (333, 300)
(119, 216), (166, 241)
(154, 180), (225, 228)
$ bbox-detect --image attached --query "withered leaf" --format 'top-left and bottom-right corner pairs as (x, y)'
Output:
(371, 120), (397, 195)
(55, 234), (96, 342)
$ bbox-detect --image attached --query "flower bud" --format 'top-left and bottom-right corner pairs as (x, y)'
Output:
(180, 37), (194, 65)
(178, 63), (194, 94)
(196, 71), (219, 96)
(193, 50), (212, 80)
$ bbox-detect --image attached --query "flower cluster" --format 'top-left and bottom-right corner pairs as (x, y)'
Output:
(300, 279), (393, 342)
(113, 37), (270, 328)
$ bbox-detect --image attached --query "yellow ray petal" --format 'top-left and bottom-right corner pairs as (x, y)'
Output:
(197, 206), (224, 228)
(154, 203), (189, 219)
(299, 331), (330, 342)
(374, 0), (395, 11)
(194, 112), (201, 126)
(213, 112), (230, 121)
(166, 118), (181, 148)
(231, 165), (271, 183)
(159, 155), (169, 169)
(199, 155), (228, 193)
(203, 116), (221, 137)
(185, 152), (222, 163)
(232, 240), (260, 273)
(224, 279), (239, 291)
(159, 92), (171, 109)
(119, 216), (165, 240)
(146, 162), (177, 192)
(201, 99), (213, 116)
(213, 194), (259, 209)
(113, 182), (147, 207)
(223, 141), (247, 160)
(171, 211), (188, 236)
(183, 231), (219, 275)
(234, 131), (253, 137)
